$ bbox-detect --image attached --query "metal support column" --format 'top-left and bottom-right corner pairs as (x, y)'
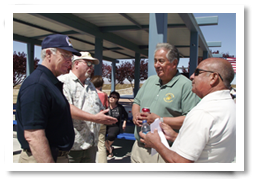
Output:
(111, 61), (116, 92)
(189, 31), (199, 77)
(134, 53), (140, 97)
(203, 51), (208, 60)
(148, 13), (168, 77)
(94, 37), (103, 76)
(26, 43), (35, 77)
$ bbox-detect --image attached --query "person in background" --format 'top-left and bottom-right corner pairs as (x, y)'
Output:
(90, 75), (109, 163)
(58, 52), (117, 163)
(131, 43), (200, 163)
(140, 58), (236, 163)
(106, 91), (128, 158)
(16, 34), (81, 163)
(229, 85), (236, 103)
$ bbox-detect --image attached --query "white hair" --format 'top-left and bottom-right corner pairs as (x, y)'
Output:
(41, 48), (57, 60)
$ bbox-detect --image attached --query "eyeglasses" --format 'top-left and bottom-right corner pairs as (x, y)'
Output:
(109, 96), (118, 99)
(79, 60), (94, 68)
(59, 51), (73, 60)
(194, 68), (223, 81)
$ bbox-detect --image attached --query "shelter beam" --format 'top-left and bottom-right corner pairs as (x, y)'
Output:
(26, 43), (35, 76)
(189, 31), (199, 77)
(134, 53), (140, 97)
(94, 37), (103, 76)
(148, 13), (168, 77)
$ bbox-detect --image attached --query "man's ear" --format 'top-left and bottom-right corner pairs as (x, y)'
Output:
(45, 49), (53, 59)
(173, 59), (178, 68)
(209, 73), (220, 86)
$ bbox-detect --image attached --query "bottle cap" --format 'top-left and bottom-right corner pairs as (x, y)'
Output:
(143, 120), (147, 123)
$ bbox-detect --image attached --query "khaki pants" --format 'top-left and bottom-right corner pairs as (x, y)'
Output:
(18, 150), (69, 163)
(96, 124), (107, 163)
(68, 146), (97, 163)
(130, 140), (165, 163)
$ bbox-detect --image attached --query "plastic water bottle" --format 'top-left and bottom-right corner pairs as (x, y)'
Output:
(141, 120), (150, 134)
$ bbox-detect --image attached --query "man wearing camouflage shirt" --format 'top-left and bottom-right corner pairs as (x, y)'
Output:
(58, 52), (117, 163)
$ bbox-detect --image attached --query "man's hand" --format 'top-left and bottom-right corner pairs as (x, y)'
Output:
(160, 122), (178, 142)
(138, 112), (159, 125)
(132, 112), (143, 127)
(139, 129), (161, 149)
(95, 109), (118, 125)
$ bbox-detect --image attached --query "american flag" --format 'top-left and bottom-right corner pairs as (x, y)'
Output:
(226, 58), (236, 73)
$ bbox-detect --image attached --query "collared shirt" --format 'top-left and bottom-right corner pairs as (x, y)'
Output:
(58, 71), (103, 150)
(134, 72), (200, 141)
(16, 65), (74, 151)
(171, 90), (236, 163)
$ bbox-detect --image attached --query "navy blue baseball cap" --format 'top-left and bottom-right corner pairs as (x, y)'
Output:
(41, 34), (81, 56)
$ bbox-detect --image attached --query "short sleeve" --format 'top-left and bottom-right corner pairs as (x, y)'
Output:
(133, 77), (150, 106)
(171, 109), (213, 161)
(20, 84), (51, 130)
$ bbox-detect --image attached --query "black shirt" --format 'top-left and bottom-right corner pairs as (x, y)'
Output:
(108, 104), (128, 127)
(16, 65), (74, 151)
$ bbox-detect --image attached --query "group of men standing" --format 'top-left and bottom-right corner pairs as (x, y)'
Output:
(15, 34), (236, 163)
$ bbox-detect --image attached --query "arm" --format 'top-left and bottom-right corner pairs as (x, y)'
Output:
(121, 105), (128, 131)
(132, 103), (142, 127)
(70, 104), (117, 125)
(104, 92), (109, 108)
(139, 130), (193, 163)
(122, 120), (127, 131)
(163, 116), (185, 130)
(138, 113), (185, 130)
(24, 129), (55, 163)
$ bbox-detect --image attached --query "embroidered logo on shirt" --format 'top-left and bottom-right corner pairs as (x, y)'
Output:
(164, 93), (174, 103)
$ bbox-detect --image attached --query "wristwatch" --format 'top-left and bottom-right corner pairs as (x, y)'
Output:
(160, 117), (163, 122)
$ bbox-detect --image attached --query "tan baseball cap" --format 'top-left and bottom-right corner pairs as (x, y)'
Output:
(72, 52), (100, 65)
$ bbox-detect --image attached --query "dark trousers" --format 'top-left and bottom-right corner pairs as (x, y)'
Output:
(106, 125), (120, 141)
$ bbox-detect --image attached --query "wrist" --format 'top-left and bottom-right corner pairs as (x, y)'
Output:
(159, 117), (163, 122)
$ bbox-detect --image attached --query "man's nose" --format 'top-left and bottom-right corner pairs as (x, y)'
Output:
(189, 73), (194, 81)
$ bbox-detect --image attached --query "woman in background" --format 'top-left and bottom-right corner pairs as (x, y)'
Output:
(106, 91), (128, 158)
(90, 75), (109, 163)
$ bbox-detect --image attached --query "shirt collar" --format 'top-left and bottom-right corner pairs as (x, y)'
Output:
(155, 71), (181, 87)
(68, 70), (87, 86)
(201, 90), (231, 102)
(37, 65), (60, 85)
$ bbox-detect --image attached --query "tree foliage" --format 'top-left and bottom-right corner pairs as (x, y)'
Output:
(102, 59), (148, 88)
(13, 51), (39, 88)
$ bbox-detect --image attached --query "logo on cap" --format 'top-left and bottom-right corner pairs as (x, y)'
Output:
(66, 37), (73, 47)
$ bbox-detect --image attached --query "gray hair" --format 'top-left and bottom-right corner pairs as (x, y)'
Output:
(41, 48), (57, 60)
(154, 43), (180, 64)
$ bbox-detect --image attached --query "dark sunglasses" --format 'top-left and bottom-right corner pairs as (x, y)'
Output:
(194, 68), (223, 81)
(109, 96), (118, 99)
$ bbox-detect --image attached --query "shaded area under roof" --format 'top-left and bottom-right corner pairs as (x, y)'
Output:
(13, 13), (213, 62)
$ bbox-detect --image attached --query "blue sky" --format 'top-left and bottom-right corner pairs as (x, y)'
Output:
(13, 13), (236, 84)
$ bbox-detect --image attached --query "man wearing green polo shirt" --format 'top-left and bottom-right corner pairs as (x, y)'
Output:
(130, 43), (200, 163)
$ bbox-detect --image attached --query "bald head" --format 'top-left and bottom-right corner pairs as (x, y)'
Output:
(200, 58), (235, 88)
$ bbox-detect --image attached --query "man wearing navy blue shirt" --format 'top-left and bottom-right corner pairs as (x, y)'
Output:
(16, 34), (81, 163)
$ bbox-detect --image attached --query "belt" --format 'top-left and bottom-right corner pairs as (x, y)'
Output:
(23, 148), (69, 157)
